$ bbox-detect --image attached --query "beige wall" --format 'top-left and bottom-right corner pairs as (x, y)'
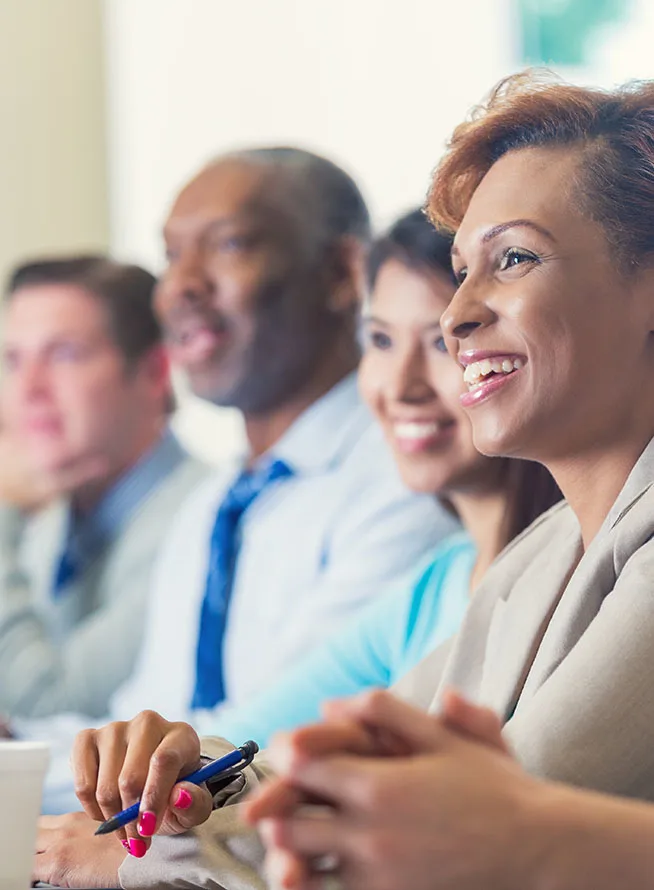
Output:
(0, 0), (109, 289)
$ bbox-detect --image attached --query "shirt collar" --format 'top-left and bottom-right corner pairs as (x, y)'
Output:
(68, 428), (187, 551)
(257, 372), (371, 476)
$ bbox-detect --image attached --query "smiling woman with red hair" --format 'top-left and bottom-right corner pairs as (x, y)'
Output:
(29, 71), (654, 890)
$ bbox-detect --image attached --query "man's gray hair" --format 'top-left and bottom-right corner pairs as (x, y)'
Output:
(221, 146), (371, 243)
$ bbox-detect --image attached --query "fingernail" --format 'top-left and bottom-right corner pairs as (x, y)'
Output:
(127, 837), (147, 858)
(137, 810), (157, 837)
(174, 788), (193, 810)
(121, 839), (130, 850)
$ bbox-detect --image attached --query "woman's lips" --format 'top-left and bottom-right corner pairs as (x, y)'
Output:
(391, 420), (456, 453)
(459, 362), (525, 408)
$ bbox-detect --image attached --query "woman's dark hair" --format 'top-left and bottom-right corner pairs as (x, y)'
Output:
(428, 70), (654, 272)
(368, 208), (562, 545)
(368, 208), (454, 287)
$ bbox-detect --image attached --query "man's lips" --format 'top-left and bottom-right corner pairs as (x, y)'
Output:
(167, 318), (230, 367)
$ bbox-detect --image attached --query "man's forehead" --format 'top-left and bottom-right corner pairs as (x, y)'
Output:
(166, 160), (287, 228)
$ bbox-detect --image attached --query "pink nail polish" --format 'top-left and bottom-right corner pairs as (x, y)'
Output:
(174, 788), (193, 810)
(120, 839), (130, 850)
(128, 837), (147, 858)
(137, 811), (157, 837)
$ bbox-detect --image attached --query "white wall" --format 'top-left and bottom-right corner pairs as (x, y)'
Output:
(0, 0), (108, 289)
(101, 0), (516, 464)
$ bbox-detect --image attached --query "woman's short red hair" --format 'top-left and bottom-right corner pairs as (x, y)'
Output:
(428, 70), (654, 270)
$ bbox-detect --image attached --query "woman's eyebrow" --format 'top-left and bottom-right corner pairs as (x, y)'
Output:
(452, 218), (557, 257)
(481, 219), (557, 244)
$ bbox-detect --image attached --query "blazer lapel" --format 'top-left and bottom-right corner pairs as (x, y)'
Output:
(479, 520), (582, 718)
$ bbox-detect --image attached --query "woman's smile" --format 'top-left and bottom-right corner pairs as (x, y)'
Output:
(390, 417), (457, 454)
(459, 351), (527, 408)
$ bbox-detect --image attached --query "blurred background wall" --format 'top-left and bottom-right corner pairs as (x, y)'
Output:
(0, 0), (109, 294)
(2, 0), (652, 464)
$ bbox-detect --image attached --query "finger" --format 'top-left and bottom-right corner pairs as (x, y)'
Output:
(441, 689), (510, 754)
(260, 812), (347, 861)
(267, 720), (382, 779)
(264, 845), (311, 890)
(128, 717), (202, 840)
(244, 777), (306, 824)
(71, 728), (105, 822)
(272, 753), (397, 813)
(160, 780), (213, 834)
(322, 699), (413, 758)
(94, 726), (130, 825)
(321, 690), (447, 755)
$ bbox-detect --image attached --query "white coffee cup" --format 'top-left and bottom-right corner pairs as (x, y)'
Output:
(0, 741), (49, 890)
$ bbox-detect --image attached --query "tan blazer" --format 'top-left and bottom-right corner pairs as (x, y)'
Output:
(119, 439), (654, 888)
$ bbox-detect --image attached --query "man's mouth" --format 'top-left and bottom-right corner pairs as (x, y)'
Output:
(168, 316), (230, 367)
(462, 356), (525, 391)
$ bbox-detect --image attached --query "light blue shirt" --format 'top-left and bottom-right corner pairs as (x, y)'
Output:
(210, 532), (475, 748)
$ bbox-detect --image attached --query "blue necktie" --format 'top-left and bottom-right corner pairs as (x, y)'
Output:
(191, 458), (293, 710)
(52, 543), (80, 598)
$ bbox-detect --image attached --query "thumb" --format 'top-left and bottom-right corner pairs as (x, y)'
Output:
(440, 689), (510, 755)
(160, 781), (213, 835)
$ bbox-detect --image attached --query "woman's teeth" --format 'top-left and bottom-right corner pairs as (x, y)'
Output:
(393, 421), (442, 440)
(463, 357), (524, 390)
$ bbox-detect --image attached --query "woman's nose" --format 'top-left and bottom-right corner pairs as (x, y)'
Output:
(441, 281), (496, 342)
(388, 349), (435, 405)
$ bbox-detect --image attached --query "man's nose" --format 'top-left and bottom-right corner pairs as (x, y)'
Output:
(159, 251), (213, 311)
(17, 358), (49, 400)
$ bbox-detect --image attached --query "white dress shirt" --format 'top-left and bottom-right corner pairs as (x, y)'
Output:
(113, 373), (457, 728)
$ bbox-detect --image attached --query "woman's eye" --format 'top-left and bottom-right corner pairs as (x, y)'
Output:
(434, 336), (448, 354)
(499, 247), (539, 272)
(453, 267), (467, 286)
(367, 330), (392, 350)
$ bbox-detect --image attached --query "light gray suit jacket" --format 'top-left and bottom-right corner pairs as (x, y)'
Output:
(0, 454), (208, 719)
(118, 439), (654, 889)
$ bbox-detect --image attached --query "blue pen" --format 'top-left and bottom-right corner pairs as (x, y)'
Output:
(94, 740), (258, 836)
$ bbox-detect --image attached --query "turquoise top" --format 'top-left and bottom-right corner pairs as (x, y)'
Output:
(211, 532), (475, 748)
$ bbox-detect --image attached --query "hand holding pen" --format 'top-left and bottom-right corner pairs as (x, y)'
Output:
(71, 712), (249, 859)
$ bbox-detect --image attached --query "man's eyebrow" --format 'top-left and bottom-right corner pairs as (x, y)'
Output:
(451, 219), (557, 257)
(163, 215), (243, 240)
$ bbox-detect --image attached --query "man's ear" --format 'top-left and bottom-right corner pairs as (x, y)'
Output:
(137, 345), (174, 411)
(325, 237), (369, 315)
